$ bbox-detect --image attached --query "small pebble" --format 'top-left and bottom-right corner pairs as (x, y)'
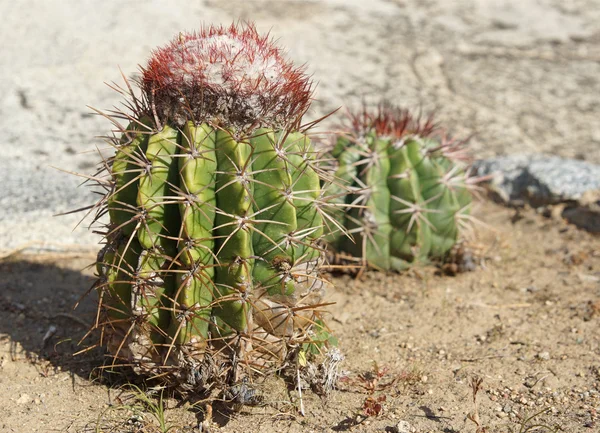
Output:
(392, 420), (415, 433)
(16, 394), (31, 405)
(537, 351), (550, 361)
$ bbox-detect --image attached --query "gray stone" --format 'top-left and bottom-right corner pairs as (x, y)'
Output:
(537, 351), (551, 361)
(561, 192), (600, 233)
(0, 158), (100, 253)
(0, 159), (91, 220)
(475, 155), (600, 232)
(474, 154), (600, 206)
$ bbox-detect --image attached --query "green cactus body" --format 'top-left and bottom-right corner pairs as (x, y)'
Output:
(387, 140), (432, 268)
(328, 106), (476, 271)
(168, 122), (216, 347)
(284, 131), (325, 262)
(89, 24), (334, 393)
(99, 121), (328, 378)
(107, 119), (151, 236)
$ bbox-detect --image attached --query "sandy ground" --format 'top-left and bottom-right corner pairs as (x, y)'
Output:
(1, 0), (599, 432)
(1, 200), (599, 432)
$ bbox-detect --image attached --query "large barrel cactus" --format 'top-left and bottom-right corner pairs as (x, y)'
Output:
(325, 104), (481, 271)
(87, 24), (335, 395)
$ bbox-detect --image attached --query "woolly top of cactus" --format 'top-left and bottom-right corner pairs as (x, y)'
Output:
(345, 104), (472, 162)
(348, 104), (438, 141)
(142, 23), (313, 131)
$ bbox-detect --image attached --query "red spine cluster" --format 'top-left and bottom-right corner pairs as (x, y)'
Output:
(346, 103), (472, 162)
(349, 103), (438, 140)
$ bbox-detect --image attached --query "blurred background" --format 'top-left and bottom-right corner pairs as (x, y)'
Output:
(1, 0), (599, 252)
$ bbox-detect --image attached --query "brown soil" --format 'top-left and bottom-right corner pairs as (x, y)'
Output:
(1, 200), (599, 433)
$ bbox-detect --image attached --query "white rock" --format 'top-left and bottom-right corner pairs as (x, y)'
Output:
(16, 394), (31, 405)
(392, 420), (415, 433)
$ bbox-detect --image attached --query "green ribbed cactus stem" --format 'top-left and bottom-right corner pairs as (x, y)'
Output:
(83, 23), (337, 396)
(136, 125), (180, 254)
(327, 104), (481, 271)
(345, 135), (392, 270)
(107, 119), (151, 236)
(167, 122), (216, 349)
(387, 137), (437, 269)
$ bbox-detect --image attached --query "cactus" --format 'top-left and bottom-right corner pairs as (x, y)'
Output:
(325, 104), (481, 271)
(84, 23), (336, 395)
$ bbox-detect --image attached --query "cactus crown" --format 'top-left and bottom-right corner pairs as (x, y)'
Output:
(348, 104), (438, 143)
(334, 103), (473, 166)
(142, 23), (312, 130)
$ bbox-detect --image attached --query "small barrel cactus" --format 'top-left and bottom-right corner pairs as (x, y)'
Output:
(86, 23), (335, 395)
(325, 104), (482, 271)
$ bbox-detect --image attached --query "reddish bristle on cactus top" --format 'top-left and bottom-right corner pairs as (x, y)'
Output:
(350, 104), (473, 160)
(351, 104), (435, 137)
(142, 23), (312, 130)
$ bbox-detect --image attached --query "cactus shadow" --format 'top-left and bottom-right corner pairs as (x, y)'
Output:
(0, 254), (263, 428)
(0, 255), (105, 382)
